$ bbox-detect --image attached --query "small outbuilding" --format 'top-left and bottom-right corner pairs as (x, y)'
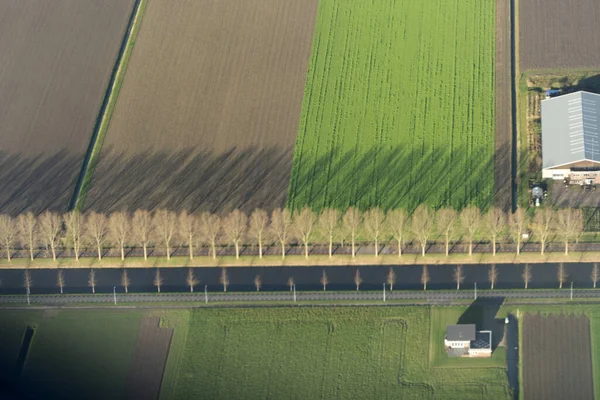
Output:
(445, 324), (492, 358)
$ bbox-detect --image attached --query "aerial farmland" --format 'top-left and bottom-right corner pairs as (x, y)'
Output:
(287, 0), (496, 212)
(0, 0), (135, 215)
(83, 0), (319, 213)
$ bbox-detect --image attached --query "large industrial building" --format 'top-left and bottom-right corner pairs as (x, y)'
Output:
(542, 91), (600, 184)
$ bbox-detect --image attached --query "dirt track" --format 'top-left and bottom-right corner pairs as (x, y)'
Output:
(494, 0), (513, 211)
(519, 0), (600, 70)
(522, 314), (594, 400)
(0, 0), (135, 214)
(85, 0), (319, 213)
(123, 316), (173, 400)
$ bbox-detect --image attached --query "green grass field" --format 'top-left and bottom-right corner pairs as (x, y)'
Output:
(288, 0), (495, 212)
(171, 306), (511, 399)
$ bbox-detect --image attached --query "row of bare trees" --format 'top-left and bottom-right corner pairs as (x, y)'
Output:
(0, 206), (583, 262)
(23, 263), (600, 295)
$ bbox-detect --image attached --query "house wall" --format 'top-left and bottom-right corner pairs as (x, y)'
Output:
(543, 168), (570, 179)
(444, 340), (470, 348)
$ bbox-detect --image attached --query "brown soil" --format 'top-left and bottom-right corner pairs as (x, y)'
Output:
(0, 0), (135, 215)
(519, 0), (600, 70)
(494, 0), (513, 211)
(522, 314), (594, 400)
(85, 0), (319, 214)
(123, 316), (173, 400)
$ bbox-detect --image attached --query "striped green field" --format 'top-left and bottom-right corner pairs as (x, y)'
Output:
(288, 0), (495, 211)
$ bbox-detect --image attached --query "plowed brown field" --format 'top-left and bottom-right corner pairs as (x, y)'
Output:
(0, 0), (135, 214)
(84, 0), (319, 213)
(522, 314), (594, 400)
(519, 0), (600, 70)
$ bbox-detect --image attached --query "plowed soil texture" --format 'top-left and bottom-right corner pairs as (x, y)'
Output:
(123, 316), (173, 400)
(522, 314), (594, 400)
(0, 0), (135, 215)
(84, 0), (319, 214)
(519, 0), (600, 70)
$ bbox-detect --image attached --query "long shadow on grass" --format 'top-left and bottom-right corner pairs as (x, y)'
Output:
(0, 149), (83, 215)
(288, 141), (498, 211)
(457, 297), (505, 351)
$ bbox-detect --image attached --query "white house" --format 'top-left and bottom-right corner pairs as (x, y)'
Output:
(445, 324), (492, 358)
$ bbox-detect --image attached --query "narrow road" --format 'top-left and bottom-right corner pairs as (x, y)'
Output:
(3, 289), (600, 306)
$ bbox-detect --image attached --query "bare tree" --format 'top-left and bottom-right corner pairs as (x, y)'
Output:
(0, 215), (17, 262)
(354, 269), (362, 291)
(488, 264), (498, 290)
(200, 212), (221, 259)
(270, 208), (293, 259)
(223, 209), (247, 259)
(522, 264), (532, 289)
(342, 207), (362, 258)
(485, 207), (505, 256)
(592, 263), (599, 289)
(249, 209), (269, 259)
(386, 268), (396, 291)
(320, 270), (328, 291)
(88, 269), (97, 294)
(364, 208), (385, 257)
(17, 213), (37, 261)
(509, 208), (529, 255)
(109, 212), (130, 261)
(421, 265), (429, 291)
(220, 268), (229, 292)
(153, 209), (177, 260)
(387, 209), (409, 257)
(132, 210), (152, 261)
(154, 269), (163, 293)
(533, 208), (555, 255)
(460, 206), (481, 256)
(557, 263), (567, 289)
(64, 211), (84, 262)
(38, 211), (62, 261)
(453, 265), (464, 290)
(121, 269), (130, 293)
(186, 268), (199, 292)
(288, 276), (295, 292)
(294, 207), (316, 259)
(178, 210), (199, 260)
(436, 208), (457, 256)
(85, 212), (108, 261)
(319, 209), (339, 259)
(412, 205), (434, 257)
(24, 269), (32, 294)
(254, 275), (262, 292)
(555, 209), (583, 255)
(57, 269), (65, 294)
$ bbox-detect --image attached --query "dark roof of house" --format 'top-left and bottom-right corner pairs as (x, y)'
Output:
(446, 324), (476, 341)
(542, 91), (600, 169)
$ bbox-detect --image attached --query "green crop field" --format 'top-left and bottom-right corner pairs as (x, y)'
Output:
(171, 307), (511, 399)
(288, 0), (495, 211)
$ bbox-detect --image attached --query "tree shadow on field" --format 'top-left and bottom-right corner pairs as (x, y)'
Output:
(0, 149), (83, 216)
(287, 140), (496, 212)
(84, 145), (295, 213)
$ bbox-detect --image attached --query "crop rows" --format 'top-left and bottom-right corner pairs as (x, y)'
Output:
(288, 0), (495, 212)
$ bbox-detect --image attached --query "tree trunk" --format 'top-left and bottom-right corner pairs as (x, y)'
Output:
(445, 232), (449, 256)
(74, 247), (79, 262)
(189, 236), (194, 260)
(457, 281), (460, 290)
(304, 240), (309, 259)
(351, 236), (355, 258)
(259, 234), (263, 259)
(157, 285), (161, 293)
(525, 281), (528, 289)
(97, 243), (102, 261)
(491, 280), (494, 290)
(281, 240), (285, 259)
(516, 238), (521, 255)
(323, 283), (326, 291)
(565, 241), (568, 256)
(211, 240), (216, 259)
(421, 243), (426, 257)
(143, 244), (148, 261)
(390, 283), (393, 292)
(51, 245), (56, 261)
(398, 238), (402, 257)
(356, 283), (359, 291)
(5, 243), (10, 262)
(328, 236), (332, 259)
(125, 286), (128, 293)
(595, 280), (597, 289)
(493, 239), (496, 256)
(29, 246), (34, 261)
(190, 285), (193, 293)
(92, 285), (95, 294)
(375, 238), (379, 257)
(541, 241), (545, 255)
(469, 241), (473, 256)
(235, 241), (240, 259)
(166, 241), (171, 260)
(559, 281), (562, 289)
(424, 281), (427, 291)
(120, 244), (125, 261)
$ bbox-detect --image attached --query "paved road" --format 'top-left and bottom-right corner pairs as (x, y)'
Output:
(3, 288), (600, 306)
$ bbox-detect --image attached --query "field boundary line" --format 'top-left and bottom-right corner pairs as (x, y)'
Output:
(71, 0), (148, 211)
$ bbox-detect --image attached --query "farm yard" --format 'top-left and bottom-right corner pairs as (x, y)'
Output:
(521, 313), (594, 400)
(83, 0), (319, 214)
(0, 0), (135, 215)
(287, 0), (496, 212)
(519, 0), (600, 71)
(171, 307), (511, 400)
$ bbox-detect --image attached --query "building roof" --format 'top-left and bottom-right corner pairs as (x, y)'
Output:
(446, 324), (476, 341)
(542, 91), (600, 170)
(471, 331), (492, 349)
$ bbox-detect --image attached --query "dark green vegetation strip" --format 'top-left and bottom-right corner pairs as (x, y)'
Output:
(73, 0), (148, 211)
(171, 307), (510, 399)
(288, 0), (495, 211)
